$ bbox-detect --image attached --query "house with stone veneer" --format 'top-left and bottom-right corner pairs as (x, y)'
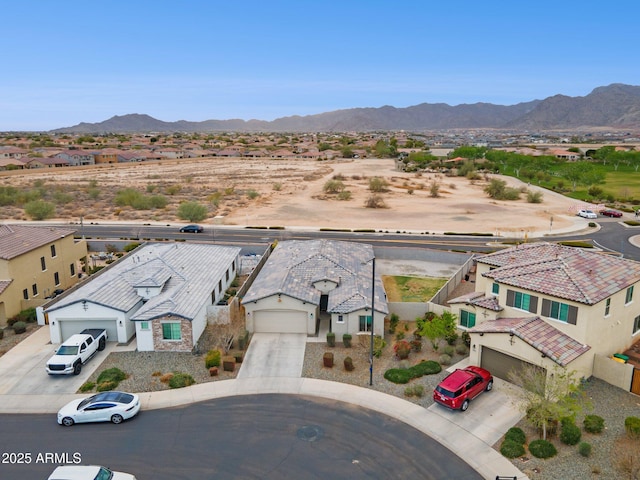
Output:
(242, 239), (388, 337)
(447, 242), (640, 383)
(45, 243), (241, 352)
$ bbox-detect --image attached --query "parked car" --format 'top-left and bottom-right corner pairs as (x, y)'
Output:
(58, 391), (140, 426)
(577, 209), (598, 219)
(48, 465), (137, 480)
(433, 366), (493, 411)
(600, 209), (623, 218)
(179, 224), (203, 233)
(46, 329), (108, 375)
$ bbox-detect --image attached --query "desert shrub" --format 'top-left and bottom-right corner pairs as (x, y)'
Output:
(438, 354), (451, 365)
(364, 194), (387, 209)
(410, 339), (422, 352)
(336, 190), (352, 201)
(624, 416), (640, 438)
(404, 384), (425, 397)
(579, 442), (592, 457)
(96, 380), (118, 392)
(583, 415), (605, 434)
(342, 334), (352, 348)
(455, 344), (469, 355)
(529, 439), (558, 459)
(24, 200), (55, 220)
(177, 201), (208, 222)
(389, 313), (399, 333)
(205, 349), (222, 368)
(12, 321), (27, 334)
(410, 360), (442, 377)
(97, 367), (126, 385)
(326, 332), (336, 347)
(384, 368), (413, 384)
(461, 331), (471, 347)
(168, 372), (195, 389)
(395, 331), (405, 341)
(445, 331), (458, 345)
(343, 356), (354, 371)
(368, 177), (389, 192)
(373, 336), (386, 358)
(323, 179), (345, 194)
(123, 242), (141, 252)
(527, 191), (544, 203)
(79, 382), (95, 392)
(8, 308), (37, 326)
(246, 189), (259, 199)
(505, 427), (526, 445)
(159, 373), (174, 383)
(394, 340), (411, 359)
(560, 419), (582, 445)
(500, 439), (525, 459)
(443, 345), (454, 356)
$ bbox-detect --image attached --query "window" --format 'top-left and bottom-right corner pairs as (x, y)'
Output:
(634, 316), (640, 335)
(626, 286), (634, 304)
(506, 290), (538, 313)
(54, 272), (60, 286)
(225, 269), (229, 281)
(32, 284), (38, 296)
(140, 322), (150, 331)
(70, 263), (75, 276)
(460, 310), (476, 328)
(605, 298), (611, 317)
(50, 245), (57, 257)
(337, 315), (344, 324)
(40, 256), (46, 271)
(162, 323), (181, 340)
(541, 299), (578, 325)
(491, 283), (499, 295)
(23, 289), (28, 300)
(359, 315), (372, 332)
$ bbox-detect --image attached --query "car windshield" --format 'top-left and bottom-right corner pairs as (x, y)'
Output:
(78, 394), (101, 409)
(95, 467), (114, 480)
(56, 345), (79, 355)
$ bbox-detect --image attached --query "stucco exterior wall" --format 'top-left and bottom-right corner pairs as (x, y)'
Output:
(592, 354), (635, 390)
(47, 301), (130, 344)
(329, 308), (385, 337)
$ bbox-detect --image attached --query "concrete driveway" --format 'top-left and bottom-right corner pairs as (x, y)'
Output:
(237, 333), (307, 379)
(0, 327), (116, 395)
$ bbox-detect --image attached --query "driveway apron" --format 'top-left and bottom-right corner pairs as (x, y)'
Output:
(237, 333), (306, 379)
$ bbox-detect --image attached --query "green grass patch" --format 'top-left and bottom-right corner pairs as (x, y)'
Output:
(382, 275), (448, 302)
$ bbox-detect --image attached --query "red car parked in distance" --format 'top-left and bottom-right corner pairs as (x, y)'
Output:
(599, 209), (623, 218)
(433, 366), (493, 411)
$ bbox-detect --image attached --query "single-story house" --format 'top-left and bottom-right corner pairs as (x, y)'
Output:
(45, 243), (241, 352)
(447, 242), (640, 383)
(242, 239), (388, 337)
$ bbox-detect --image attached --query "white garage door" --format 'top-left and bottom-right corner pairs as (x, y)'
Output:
(253, 310), (308, 334)
(59, 319), (118, 343)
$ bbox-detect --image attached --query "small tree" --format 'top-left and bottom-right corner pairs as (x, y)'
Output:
(368, 177), (389, 192)
(24, 200), (55, 220)
(417, 311), (457, 351)
(509, 365), (588, 440)
(177, 201), (208, 222)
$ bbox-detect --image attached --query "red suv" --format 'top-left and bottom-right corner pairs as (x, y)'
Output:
(433, 366), (493, 411)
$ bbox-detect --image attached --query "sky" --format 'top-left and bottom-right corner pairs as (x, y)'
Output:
(2, 1), (639, 131)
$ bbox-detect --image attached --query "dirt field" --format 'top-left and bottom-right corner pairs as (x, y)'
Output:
(1, 157), (582, 234)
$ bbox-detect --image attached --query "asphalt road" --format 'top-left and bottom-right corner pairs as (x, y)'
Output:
(0, 395), (481, 480)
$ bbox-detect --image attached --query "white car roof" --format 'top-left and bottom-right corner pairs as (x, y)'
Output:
(48, 465), (102, 479)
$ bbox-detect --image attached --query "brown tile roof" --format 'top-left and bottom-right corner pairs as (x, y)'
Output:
(0, 225), (77, 260)
(470, 317), (591, 366)
(448, 291), (503, 311)
(479, 243), (640, 305)
(0, 280), (11, 295)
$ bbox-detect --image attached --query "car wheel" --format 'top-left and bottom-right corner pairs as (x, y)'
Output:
(111, 414), (124, 424)
(61, 417), (74, 427)
(97, 338), (106, 351)
(460, 399), (469, 411)
(73, 363), (82, 375)
(486, 380), (493, 391)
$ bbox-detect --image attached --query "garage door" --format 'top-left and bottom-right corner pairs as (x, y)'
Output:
(480, 347), (545, 387)
(253, 310), (308, 334)
(59, 319), (118, 343)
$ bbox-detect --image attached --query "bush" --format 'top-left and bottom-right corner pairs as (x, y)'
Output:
(168, 372), (196, 389)
(8, 308), (36, 325)
(404, 384), (425, 397)
(342, 334), (352, 348)
(455, 344), (469, 355)
(500, 439), (526, 459)
(79, 381), (95, 392)
(389, 313), (399, 333)
(409, 360), (442, 377)
(410, 339), (422, 352)
(445, 331), (458, 345)
(504, 427), (527, 445)
(384, 368), (413, 384)
(123, 242), (141, 252)
(394, 340), (411, 359)
(97, 368), (126, 385)
(461, 331), (471, 347)
(583, 415), (605, 434)
(326, 332), (336, 347)
(373, 336), (386, 358)
(12, 321), (27, 334)
(624, 416), (640, 438)
(343, 356), (354, 371)
(24, 199), (55, 220)
(579, 441), (592, 457)
(438, 354), (451, 365)
(529, 439), (558, 459)
(443, 345), (454, 356)
(96, 380), (118, 392)
(560, 419), (582, 445)
(205, 349), (222, 368)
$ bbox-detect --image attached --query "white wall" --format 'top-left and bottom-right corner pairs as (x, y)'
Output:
(48, 301), (130, 344)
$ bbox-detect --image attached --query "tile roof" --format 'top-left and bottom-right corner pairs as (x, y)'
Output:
(46, 243), (241, 322)
(0, 225), (77, 260)
(470, 317), (591, 366)
(448, 292), (503, 311)
(242, 240), (388, 315)
(479, 242), (640, 305)
(0, 280), (11, 295)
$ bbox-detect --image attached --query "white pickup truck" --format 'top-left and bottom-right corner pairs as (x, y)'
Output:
(46, 329), (108, 375)
(48, 465), (136, 480)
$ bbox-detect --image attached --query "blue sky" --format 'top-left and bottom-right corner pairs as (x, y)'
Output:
(2, 1), (639, 131)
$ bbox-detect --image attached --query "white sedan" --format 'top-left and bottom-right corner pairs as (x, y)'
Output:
(48, 465), (137, 480)
(58, 391), (140, 427)
(577, 209), (597, 219)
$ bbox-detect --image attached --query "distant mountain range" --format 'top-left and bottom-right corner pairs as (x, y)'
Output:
(51, 83), (640, 133)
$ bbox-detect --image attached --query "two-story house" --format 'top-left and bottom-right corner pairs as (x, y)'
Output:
(447, 243), (640, 383)
(0, 225), (86, 325)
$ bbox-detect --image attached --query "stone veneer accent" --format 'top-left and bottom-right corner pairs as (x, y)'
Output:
(152, 316), (193, 352)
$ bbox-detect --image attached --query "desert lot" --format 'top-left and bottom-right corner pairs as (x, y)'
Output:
(0, 157), (586, 234)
